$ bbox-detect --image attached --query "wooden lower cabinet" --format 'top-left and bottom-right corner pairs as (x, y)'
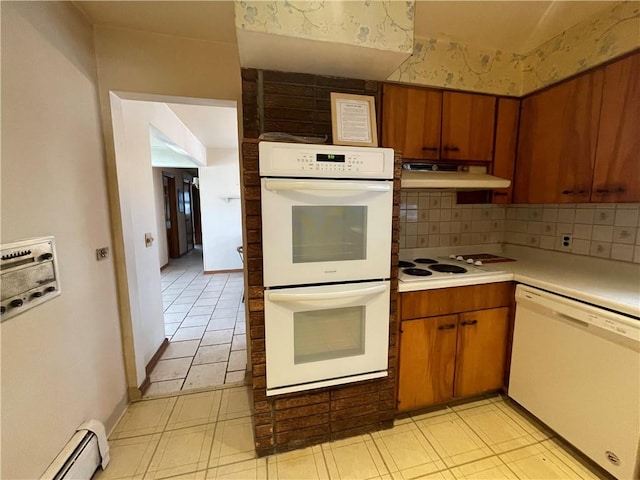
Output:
(397, 305), (510, 412)
(398, 315), (457, 411)
(454, 307), (510, 397)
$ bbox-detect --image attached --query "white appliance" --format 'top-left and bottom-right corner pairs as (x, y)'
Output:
(264, 280), (390, 396)
(398, 253), (509, 287)
(260, 142), (394, 287)
(259, 141), (395, 396)
(509, 285), (640, 480)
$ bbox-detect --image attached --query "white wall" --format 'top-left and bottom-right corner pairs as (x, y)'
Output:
(153, 168), (169, 267)
(0, 3), (127, 478)
(110, 99), (205, 386)
(200, 148), (243, 271)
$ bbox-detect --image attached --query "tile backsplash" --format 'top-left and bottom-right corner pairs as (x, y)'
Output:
(399, 190), (640, 263)
(400, 191), (506, 249)
(504, 203), (640, 263)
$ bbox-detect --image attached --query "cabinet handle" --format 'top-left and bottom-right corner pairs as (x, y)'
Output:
(493, 192), (508, 196)
(438, 324), (456, 330)
(460, 320), (478, 326)
(595, 187), (625, 194)
(421, 146), (438, 151)
(442, 146), (460, 152)
(561, 190), (574, 195)
(561, 189), (587, 196)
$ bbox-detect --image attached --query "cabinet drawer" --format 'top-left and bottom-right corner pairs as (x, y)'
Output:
(401, 282), (514, 320)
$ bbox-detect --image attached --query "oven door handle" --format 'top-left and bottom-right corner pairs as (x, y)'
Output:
(267, 284), (388, 302)
(264, 180), (391, 193)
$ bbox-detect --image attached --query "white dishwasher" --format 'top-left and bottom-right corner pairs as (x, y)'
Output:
(509, 285), (640, 480)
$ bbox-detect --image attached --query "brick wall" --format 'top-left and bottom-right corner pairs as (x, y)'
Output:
(241, 68), (380, 141)
(241, 130), (401, 455)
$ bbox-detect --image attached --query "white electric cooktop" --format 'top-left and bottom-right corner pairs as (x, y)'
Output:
(399, 247), (514, 290)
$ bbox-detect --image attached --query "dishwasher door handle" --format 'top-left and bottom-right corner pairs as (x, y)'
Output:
(552, 310), (589, 328)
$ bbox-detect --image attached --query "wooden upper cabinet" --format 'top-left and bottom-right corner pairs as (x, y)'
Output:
(382, 84), (442, 160)
(591, 52), (640, 203)
(441, 92), (496, 162)
(492, 98), (520, 204)
(397, 315), (457, 412)
(454, 307), (509, 397)
(514, 70), (604, 203)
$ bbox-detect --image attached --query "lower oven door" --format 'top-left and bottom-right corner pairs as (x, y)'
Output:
(264, 280), (390, 396)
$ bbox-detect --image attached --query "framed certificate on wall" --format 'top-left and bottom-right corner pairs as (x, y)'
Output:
(330, 92), (378, 147)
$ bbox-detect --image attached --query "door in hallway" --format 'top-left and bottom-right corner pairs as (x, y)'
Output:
(183, 178), (194, 252)
(163, 173), (180, 258)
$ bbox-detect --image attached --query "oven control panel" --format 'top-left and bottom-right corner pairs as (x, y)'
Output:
(1, 236), (61, 322)
(259, 141), (394, 179)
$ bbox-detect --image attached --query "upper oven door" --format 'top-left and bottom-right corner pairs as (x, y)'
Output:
(260, 178), (393, 287)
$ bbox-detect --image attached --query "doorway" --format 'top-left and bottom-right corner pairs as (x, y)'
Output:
(108, 91), (244, 399)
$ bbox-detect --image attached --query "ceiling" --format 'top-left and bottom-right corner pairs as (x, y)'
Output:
(167, 101), (238, 150)
(75, 1), (237, 44)
(413, 1), (618, 53)
(75, 1), (618, 55)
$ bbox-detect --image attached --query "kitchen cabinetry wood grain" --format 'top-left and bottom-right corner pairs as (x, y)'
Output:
(382, 84), (497, 163)
(382, 84), (442, 160)
(398, 283), (514, 412)
(401, 282), (513, 319)
(441, 92), (496, 162)
(492, 98), (520, 204)
(397, 315), (457, 411)
(454, 307), (509, 397)
(591, 52), (640, 203)
(515, 69), (603, 204)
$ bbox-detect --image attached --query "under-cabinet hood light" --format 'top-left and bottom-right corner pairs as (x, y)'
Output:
(401, 164), (511, 190)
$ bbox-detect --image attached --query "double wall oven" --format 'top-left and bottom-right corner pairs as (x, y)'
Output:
(259, 142), (395, 396)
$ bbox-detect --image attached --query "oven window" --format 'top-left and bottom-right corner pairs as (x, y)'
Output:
(293, 306), (365, 364)
(292, 206), (367, 263)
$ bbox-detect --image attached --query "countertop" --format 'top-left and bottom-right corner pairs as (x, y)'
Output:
(399, 244), (640, 318)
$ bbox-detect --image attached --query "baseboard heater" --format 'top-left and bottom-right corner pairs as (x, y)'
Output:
(41, 420), (110, 480)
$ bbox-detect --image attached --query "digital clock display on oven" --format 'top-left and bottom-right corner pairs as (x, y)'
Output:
(316, 153), (346, 163)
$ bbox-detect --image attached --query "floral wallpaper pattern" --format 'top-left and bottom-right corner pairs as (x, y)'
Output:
(388, 1), (639, 96)
(235, 0), (414, 53)
(235, 1), (638, 96)
(387, 38), (523, 96)
(521, 1), (640, 94)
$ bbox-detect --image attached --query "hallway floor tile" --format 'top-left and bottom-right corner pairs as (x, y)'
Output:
(145, 248), (246, 398)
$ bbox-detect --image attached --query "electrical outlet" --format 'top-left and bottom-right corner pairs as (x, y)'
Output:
(96, 247), (109, 260)
(560, 233), (572, 250)
(144, 233), (154, 248)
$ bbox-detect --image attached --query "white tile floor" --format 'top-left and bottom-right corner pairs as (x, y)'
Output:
(146, 248), (247, 397)
(97, 387), (608, 480)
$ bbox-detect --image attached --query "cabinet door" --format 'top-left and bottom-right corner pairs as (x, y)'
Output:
(492, 98), (520, 204)
(514, 71), (603, 203)
(454, 307), (509, 397)
(441, 92), (496, 162)
(397, 315), (457, 411)
(382, 84), (441, 160)
(591, 53), (640, 203)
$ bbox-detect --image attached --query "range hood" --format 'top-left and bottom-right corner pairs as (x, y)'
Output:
(401, 164), (511, 189)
